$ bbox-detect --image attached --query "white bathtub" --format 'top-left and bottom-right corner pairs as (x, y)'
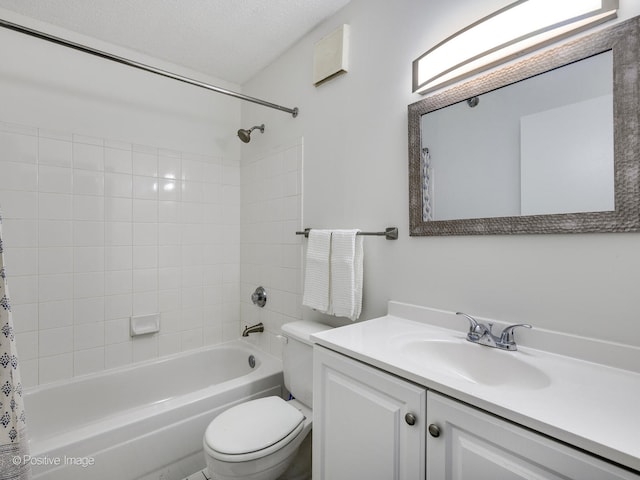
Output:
(23, 340), (283, 480)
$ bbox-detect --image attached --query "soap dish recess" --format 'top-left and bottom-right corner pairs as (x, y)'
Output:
(130, 313), (160, 336)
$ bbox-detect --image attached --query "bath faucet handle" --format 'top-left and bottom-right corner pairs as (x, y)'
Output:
(251, 286), (267, 308)
(498, 323), (532, 350)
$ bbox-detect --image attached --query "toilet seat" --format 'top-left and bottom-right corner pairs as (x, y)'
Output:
(204, 396), (305, 463)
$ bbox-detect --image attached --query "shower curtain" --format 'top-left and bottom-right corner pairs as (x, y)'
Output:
(0, 210), (31, 480)
(421, 147), (434, 221)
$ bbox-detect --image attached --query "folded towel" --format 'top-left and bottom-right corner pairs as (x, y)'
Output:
(330, 229), (363, 321)
(302, 229), (332, 314)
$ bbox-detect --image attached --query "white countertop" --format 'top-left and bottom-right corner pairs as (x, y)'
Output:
(312, 310), (640, 472)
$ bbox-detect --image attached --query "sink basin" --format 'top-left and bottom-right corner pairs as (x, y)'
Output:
(400, 339), (551, 389)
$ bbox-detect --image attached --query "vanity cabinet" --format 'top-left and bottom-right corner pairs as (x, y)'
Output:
(427, 391), (637, 480)
(313, 346), (426, 480)
(314, 345), (638, 480)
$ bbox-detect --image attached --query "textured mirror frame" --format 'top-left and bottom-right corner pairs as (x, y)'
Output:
(408, 16), (640, 236)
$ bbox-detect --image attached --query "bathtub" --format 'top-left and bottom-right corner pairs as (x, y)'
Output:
(23, 340), (283, 480)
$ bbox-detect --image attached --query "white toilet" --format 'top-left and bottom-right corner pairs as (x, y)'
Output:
(203, 321), (331, 480)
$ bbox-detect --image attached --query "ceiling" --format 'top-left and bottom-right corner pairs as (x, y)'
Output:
(0, 0), (351, 84)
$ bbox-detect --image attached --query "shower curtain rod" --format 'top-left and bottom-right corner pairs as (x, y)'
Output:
(0, 18), (299, 118)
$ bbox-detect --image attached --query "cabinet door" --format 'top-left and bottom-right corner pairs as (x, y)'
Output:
(427, 391), (638, 480)
(313, 346), (426, 480)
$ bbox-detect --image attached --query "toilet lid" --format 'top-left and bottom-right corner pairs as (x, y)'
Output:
(205, 396), (304, 455)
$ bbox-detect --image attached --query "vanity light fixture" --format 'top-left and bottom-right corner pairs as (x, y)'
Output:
(412, 0), (618, 95)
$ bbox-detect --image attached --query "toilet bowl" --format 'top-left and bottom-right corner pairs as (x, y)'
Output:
(203, 321), (331, 480)
(204, 396), (311, 480)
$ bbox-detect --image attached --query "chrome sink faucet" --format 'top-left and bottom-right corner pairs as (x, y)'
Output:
(456, 312), (531, 351)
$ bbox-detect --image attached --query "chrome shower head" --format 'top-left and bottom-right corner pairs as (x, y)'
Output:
(237, 124), (265, 143)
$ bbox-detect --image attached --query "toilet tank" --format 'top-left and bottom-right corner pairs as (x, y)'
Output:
(281, 321), (332, 408)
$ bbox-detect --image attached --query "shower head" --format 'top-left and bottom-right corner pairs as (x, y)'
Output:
(237, 124), (265, 143)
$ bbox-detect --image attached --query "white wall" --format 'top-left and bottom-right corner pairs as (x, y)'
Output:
(0, 11), (243, 386)
(241, 0), (640, 347)
(521, 94), (614, 215)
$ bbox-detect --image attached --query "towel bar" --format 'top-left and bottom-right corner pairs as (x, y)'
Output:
(295, 227), (398, 240)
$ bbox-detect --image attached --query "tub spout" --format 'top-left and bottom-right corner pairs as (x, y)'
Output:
(242, 322), (264, 337)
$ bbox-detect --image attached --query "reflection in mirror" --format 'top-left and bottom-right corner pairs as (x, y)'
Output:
(420, 52), (613, 221)
(408, 17), (640, 236)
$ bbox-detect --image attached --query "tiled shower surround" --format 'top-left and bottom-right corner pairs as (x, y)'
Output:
(0, 120), (242, 387)
(239, 139), (304, 358)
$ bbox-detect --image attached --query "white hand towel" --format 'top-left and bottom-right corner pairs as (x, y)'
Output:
(330, 229), (363, 321)
(302, 229), (332, 313)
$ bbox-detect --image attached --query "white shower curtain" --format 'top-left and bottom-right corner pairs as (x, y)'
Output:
(0, 210), (31, 480)
(421, 147), (434, 221)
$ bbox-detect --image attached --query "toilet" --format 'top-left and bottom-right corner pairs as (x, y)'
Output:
(203, 321), (331, 480)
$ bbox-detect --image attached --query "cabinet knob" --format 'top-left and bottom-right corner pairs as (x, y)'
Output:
(405, 413), (417, 425)
(428, 423), (441, 437)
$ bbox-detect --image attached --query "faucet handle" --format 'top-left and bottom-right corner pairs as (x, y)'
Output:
(456, 312), (484, 341)
(498, 323), (532, 348)
(456, 312), (478, 330)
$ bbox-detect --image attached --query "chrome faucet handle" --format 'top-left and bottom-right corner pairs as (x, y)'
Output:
(456, 312), (484, 341)
(456, 312), (479, 331)
(498, 323), (532, 350)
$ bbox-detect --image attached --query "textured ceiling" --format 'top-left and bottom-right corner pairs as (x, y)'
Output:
(0, 0), (351, 84)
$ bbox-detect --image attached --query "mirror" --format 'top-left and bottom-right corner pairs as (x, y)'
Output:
(421, 52), (614, 221)
(408, 17), (640, 235)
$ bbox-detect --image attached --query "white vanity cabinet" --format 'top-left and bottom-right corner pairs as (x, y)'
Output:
(314, 345), (639, 480)
(427, 391), (638, 480)
(313, 345), (426, 480)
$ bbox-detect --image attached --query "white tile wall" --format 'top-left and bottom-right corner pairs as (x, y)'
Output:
(240, 139), (304, 359)
(0, 120), (240, 386)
